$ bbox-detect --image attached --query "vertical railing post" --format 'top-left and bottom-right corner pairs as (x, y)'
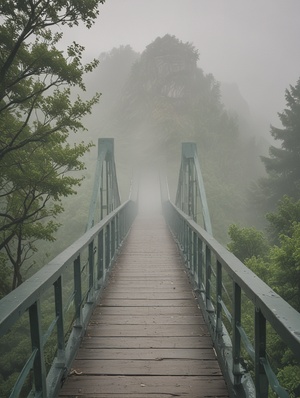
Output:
(175, 209), (179, 239)
(116, 213), (120, 248)
(184, 221), (188, 260)
(74, 256), (82, 327)
(29, 301), (47, 396)
(187, 225), (193, 269)
(111, 217), (116, 259)
(255, 308), (268, 398)
(97, 229), (104, 285)
(54, 277), (65, 366)
(105, 223), (111, 270)
(197, 238), (203, 289)
(119, 209), (124, 241)
(175, 211), (179, 241)
(192, 231), (197, 279)
(205, 246), (212, 310)
(88, 240), (95, 302)
(178, 216), (182, 248)
(124, 206), (128, 236)
(216, 260), (222, 337)
(232, 283), (242, 385)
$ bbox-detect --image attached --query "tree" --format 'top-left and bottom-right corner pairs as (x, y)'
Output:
(266, 195), (300, 244)
(260, 77), (300, 205)
(269, 222), (300, 312)
(0, 0), (105, 290)
(227, 224), (269, 263)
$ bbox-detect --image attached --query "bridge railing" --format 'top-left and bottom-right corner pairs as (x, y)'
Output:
(162, 200), (300, 398)
(0, 199), (137, 398)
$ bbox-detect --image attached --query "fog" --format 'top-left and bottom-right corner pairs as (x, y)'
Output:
(55, 0), (300, 241)
(62, 0), (300, 131)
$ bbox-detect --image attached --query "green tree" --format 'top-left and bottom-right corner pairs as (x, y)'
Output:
(227, 224), (269, 262)
(260, 77), (300, 205)
(266, 195), (300, 244)
(0, 0), (105, 290)
(269, 222), (300, 311)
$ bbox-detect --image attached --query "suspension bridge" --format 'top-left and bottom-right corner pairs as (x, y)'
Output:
(0, 139), (299, 398)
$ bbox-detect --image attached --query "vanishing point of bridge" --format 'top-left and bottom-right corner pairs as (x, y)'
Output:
(0, 139), (299, 398)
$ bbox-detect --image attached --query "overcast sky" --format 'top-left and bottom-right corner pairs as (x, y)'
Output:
(63, 0), (300, 130)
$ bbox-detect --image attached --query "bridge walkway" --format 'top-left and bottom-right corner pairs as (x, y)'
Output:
(59, 182), (229, 397)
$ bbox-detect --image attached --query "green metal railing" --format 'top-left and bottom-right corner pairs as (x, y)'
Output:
(162, 200), (300, 398)
(0, 199), (137, 397)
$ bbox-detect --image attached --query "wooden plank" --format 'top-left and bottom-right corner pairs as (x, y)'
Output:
(80, 336), (214, 349)
(101, 291), (194, 299)
(86, 323), (210, 337)
(93, 305), (201, 316)
(104, 277), (192, 292)
(70, 359), (223, 376)
(89, 314), (205, 325)
(75, 348), (216, 360)
(100, 299), (196, 307)
(59, 375), (228, 397)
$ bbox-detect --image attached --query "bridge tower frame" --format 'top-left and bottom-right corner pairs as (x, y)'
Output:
(175, 142), (212, 235)
(86, 138), (121, 230)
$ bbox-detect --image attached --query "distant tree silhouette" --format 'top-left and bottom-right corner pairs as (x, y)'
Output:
(260, 78), (300, 205)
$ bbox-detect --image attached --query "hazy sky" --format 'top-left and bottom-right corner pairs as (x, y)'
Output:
(63, 0), (300, 130)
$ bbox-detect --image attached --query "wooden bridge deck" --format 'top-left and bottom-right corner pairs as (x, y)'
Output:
(59, 211), (229, 397)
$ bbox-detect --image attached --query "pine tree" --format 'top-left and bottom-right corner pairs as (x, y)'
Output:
(261, 78), (300, 203)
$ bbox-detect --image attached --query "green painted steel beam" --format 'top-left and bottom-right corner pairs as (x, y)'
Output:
(175, 142), (212, 235)
(86, 138), (121, 230)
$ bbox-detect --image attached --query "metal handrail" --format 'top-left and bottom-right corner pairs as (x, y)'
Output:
(163, 200), (300, 398)
(0, 199), (137, 398)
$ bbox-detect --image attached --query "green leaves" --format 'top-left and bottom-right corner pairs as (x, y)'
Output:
(0, 0), (104, 291)
(227, 224), (269, 263)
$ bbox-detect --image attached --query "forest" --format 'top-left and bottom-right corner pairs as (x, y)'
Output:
(0, 1), (300, 397)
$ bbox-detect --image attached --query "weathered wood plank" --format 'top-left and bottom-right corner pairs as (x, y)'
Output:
(89, 314), (205, 325)
(93, 305), (201, 316)
(86, 323), (209, 337)
(80, 336), (214, 349)
(70, 359), (223, 376)
(100, 299), (196, 307)
(75, 348), (216, 360)
(60, 375), (228, 397)
(101, 291), (194, 300)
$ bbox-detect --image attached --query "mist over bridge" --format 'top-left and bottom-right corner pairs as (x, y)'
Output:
(0, 139), (299, 398)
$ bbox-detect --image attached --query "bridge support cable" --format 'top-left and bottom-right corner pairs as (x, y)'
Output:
(86, 138), (121, 230)
(175, 142), (212, 235)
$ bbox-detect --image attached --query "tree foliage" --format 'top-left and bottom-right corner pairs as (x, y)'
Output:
(227, 197), (300, 396)
(260, 78), (300, 205)
(0, 0), (105, 290)
(227, 224), (269, 262)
